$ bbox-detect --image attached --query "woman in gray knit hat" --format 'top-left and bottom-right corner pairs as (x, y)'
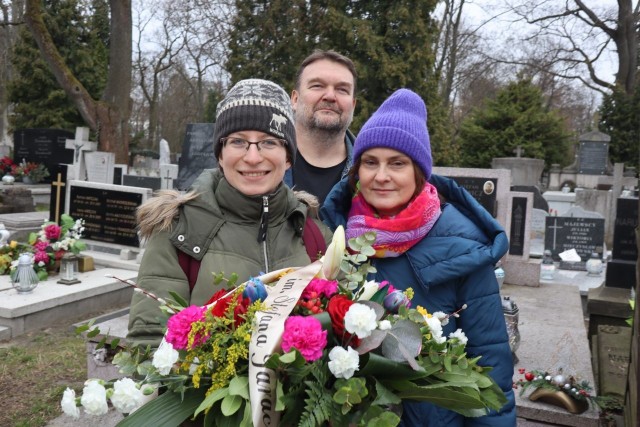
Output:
(127, 79), (332, 349)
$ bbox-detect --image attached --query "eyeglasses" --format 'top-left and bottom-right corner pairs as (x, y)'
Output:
(221, 137), (287, 151)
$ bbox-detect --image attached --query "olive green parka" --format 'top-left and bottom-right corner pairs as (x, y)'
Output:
(127, 169), (332, 348)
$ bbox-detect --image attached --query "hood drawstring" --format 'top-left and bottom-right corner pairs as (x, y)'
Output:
(258, 196), (269, 242)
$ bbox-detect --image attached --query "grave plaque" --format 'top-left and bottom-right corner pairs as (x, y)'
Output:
(13, 129), (74, 183)
(530, 208), (548, 257)
(122, 175), (161, 191)
(176, 123), (216, 191)
(509, 197), (528, 256)
(85, 151), (115, 184)
(544, 216), (605, 270)
(612, 197), (638, 261)
(449, 176), (497, 217)
(578, 141), (608, 175)
(69, 185), (142, 246)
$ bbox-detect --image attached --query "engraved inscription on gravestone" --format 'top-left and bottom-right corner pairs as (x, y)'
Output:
(13, 129), (74, 183)
(612, 197), (638, 261)
(448, 177), (497, 217)
(176, 123), (216, 190)
(578, 141), (608, 175)
(122, 175), (161, 191)
(508, 197), (527, 256)
(530, 208), (548, 257)
(69, 186), (142, 246)
(544, 216), (605, 270)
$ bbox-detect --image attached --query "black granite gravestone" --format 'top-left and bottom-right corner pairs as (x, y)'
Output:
(13, 129), (74, 183)
(176, 123), (216, 190)
(69, 186), (141, 247)
(510, 185), (549, 212)
(509, 197), (528, 256)
(122, 175), (161, 191)
(606, 196), (638, 289)
(449, 176), (498, 217)
(578, 141), (608, 175)
(544, 216), (605, 270)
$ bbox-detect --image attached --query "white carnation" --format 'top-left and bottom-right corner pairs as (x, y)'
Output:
(61, 387), (80, 419)
(110, 378), (144, 414)
(432, 311), (449, 326)
(328, 346), (360, 379)
(425, 316), (446, 344)
(344, 303), (378, 338)
(80, 380), (108, 416)
(448, 328), (468, 345)
(378, 320), (392, 330)
(152, 338), (179, 375)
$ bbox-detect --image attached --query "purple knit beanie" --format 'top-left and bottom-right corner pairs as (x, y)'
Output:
(353, 89), (432, 179)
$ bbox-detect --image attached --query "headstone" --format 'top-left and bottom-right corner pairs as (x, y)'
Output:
(160, 164), (178, 190)
(159, 138), (171, 165)
(48, 164), (67, 224)
(67, 181), (152, 247)
(13, 128), (74, 183)
(577, 131), (610, 175)
(176, 123), (216, 191)
(122, 175), (161, 191)
(84, 151), (115, 184)
(544, 216), (605, 270)
(506, 192), (532, 258)
(605, 196), (638, 289)
(511, 186), (549, 212)
(564, 205), (605, 219)
(450, 176), (498, 217)
(530, 208), (548, 257)
(596, 325), (631, 398)
(113, 164), (127, 185)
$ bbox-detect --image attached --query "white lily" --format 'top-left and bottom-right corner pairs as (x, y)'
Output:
(321, 225), (345, 280)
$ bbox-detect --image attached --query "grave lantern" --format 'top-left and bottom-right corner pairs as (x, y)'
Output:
(57, 253), (80, 285)
(12, 253), (39, 293)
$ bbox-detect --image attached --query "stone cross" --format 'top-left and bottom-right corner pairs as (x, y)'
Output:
(51, 172), (66, 224)
(513, 146), (524, 158)
(65, 127), (97, 164)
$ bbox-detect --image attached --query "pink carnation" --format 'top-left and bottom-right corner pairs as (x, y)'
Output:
(165, 305), (207, 350)
(33, 250), (50, 264)
(33, 240), (48, 251)
(302, 278), (338, 300)
(44, 224), (62, 241)
(380, 280), (395, 294)
(281, 316), (327, 362)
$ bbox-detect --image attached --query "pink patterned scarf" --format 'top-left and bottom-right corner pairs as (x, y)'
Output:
(346, 183), (441, 258)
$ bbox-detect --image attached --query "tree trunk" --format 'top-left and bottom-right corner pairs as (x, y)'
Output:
(24, 0), (131, 164)
(614, 0), (638, 95)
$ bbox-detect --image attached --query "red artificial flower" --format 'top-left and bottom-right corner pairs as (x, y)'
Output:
(208, 289), (251, 325)
(326, 294), (361, 347)
(524, 372), (535, 381)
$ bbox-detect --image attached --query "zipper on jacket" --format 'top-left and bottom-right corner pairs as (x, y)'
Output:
(259, 196), (270, 272)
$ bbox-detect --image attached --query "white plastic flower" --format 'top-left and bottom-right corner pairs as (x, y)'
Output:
(110, 378), (144, 414)
(425, 316), (446, 344)
(432, 311), (449, 326)
(61, 387), (80, 419)
(344, 303), (378, 338)
(152, 338), (179, 375)
(356, 280), (380, 301)
(80, 380), (108, 416)
(448, 328), (468, 345)
(378, 320), (392, 330)
(328, 346), (360, 379)
(321, 225), (345, 280)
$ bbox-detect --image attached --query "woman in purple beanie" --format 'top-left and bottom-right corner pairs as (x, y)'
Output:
(321, 89), (516, 426)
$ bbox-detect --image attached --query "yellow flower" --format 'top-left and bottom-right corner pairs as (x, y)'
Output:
(9, 240), (17, 249)
(417, 306), (431, 318)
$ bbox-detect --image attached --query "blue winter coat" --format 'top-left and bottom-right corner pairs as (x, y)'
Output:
(321, 174), (516, 427)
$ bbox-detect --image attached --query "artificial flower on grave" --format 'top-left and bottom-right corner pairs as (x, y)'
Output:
(0, 240), (30, 275)
(27, 213), (86, 280)
(62, 227), (507, 426)
(18, 161), (50, 183)
(514, 368), (619, 413)
(0, 156), (18, 177)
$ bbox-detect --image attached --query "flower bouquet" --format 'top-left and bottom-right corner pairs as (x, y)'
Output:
(17, 160), (50, 184)
(62, 227), (507, 426)
(28, 214), (86, 280)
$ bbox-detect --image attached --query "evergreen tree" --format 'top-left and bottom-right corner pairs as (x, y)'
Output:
(224, 0), (454, 163)
(458, 78), (571, 169)
(598, 85), (640, 166)
(9, 0), (108, 131)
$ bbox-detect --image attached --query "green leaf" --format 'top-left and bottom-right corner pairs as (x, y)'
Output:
(228, 375), (249, 399)
(194, 387), (229, 417)
(168, 291), (189, 308)
(221, 394), (243, 416)
(444, 355), (452, 372)
(116, 388), (205, 427)
(359, 246), (376, 257)
(110, 338), (120, 348)
(372, 380), (401, 406)
(240, 401), (253, 427)
(86, 327), (101, 338)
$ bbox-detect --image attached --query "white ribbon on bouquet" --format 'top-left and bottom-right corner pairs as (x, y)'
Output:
(248, 260), (323, 427)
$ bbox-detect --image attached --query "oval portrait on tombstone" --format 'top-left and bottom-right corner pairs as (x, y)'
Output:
(483, 180), (495, 195)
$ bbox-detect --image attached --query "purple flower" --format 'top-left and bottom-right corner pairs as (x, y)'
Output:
(383, 290), (410, 313)
(243, 277), (268, 302)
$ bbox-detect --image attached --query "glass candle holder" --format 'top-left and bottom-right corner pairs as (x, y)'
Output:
(57, 253), (81, 285)
(12, 253), (39, 293)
